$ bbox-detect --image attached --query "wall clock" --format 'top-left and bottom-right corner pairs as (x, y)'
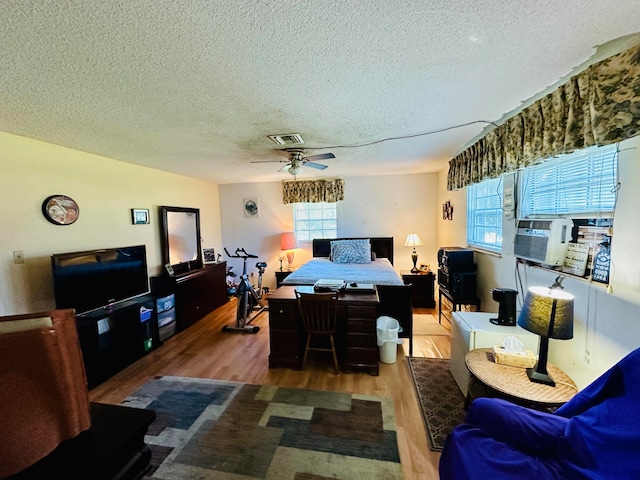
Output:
(42, 195), (79, 225)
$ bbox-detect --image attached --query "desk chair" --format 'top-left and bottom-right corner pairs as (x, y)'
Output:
(296, 291), (340, 375)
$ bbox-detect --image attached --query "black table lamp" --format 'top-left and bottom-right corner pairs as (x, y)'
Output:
(517, 277), (574, 386)
(404, 233), (423, 273)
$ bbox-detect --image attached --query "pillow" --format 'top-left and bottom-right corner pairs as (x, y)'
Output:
(330, 239), (372, 264)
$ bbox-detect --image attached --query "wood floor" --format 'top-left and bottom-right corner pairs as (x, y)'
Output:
(89, 298), (452, 480)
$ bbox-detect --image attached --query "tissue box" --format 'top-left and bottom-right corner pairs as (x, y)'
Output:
(492, 345), (537, 368)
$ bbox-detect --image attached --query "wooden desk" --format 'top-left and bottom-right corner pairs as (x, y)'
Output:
(465, 348), (578, 411)
(267, 286), (380, 375)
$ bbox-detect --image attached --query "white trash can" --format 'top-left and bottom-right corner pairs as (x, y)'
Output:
(376, 316), (403, 364)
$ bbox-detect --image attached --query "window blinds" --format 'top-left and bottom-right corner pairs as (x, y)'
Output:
(520, 144), (618, 218)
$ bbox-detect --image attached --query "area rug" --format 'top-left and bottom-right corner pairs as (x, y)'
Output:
(413, 314), (449, 336)
(122, 376), (403, 479)
(406, 357), (466, 451)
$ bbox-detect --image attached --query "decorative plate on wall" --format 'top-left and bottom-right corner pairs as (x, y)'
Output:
(42, 195), (79, 225)
(243, 198), (259, 218)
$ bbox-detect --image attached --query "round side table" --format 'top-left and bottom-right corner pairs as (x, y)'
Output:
(465, 348), (578, 411)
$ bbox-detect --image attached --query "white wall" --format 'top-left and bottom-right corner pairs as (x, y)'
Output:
(219, 173), (439, 291)
(0, 132), (222, 315)
(437, 135), (640, 388)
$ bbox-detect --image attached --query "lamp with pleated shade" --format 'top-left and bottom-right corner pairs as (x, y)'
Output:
(404, 233), (424, 273)
(280, 232), (299, 270)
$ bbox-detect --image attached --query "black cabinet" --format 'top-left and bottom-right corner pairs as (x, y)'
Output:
(151, 262), (227, 331)
(77, 296), (159, 388)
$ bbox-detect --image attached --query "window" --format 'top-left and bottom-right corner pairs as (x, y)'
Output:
(467, 177), (503, 253)
(520, 144), (618, 218)
(293, 202), (337, 241)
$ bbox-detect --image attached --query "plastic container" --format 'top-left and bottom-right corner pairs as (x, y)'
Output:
(376, 316), (403, 364)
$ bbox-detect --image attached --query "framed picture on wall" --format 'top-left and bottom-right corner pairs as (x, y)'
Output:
(243, 198), (259, 218)
(131, 208), (150, 225)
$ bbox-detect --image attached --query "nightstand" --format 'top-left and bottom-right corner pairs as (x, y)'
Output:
(401, 270), (436, 308)
(275, 270), (294, 288)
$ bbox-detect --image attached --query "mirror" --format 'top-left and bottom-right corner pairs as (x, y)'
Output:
(160, 206), (202, 275)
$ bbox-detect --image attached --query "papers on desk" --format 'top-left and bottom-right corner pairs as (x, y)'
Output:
(345, 282), (375, 292)
(313, 279), (345, 292)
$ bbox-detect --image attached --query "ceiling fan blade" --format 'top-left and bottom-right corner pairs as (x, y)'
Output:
(250, 159), (289, 164)
(278, 163), (292, 172)
(304, 161), (328, 170)
(303, 152), (335, 162)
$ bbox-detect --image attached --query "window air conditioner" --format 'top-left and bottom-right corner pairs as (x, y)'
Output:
(514, 219), (573, 266)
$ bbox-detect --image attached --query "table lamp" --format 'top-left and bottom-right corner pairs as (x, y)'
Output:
(404, 233), (423, 273)
(280, 232), (299, 270)
(517, 276), (574, 386)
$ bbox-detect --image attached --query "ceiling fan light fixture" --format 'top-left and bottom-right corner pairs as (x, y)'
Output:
(288, 165), (303, 175)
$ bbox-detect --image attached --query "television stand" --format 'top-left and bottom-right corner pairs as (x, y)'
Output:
(76, 296), (159, 388)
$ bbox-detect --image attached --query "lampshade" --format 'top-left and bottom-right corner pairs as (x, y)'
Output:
(403, 233), (424, 248)
(517, 284), (574, 386)
(403, 233), (423, 273)
(517, 286), (574, 340)
(280, 232), (299, 251)
(280, 232), (298, 269)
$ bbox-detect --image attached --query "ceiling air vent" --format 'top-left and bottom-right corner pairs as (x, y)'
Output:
(268, 133), (304, 146)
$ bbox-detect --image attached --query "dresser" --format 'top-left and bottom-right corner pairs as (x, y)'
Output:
(267, 286), (380, 375)
(151, 262), (227, 331)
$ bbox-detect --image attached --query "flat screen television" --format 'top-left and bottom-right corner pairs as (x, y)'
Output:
(51, 245), (149, 315)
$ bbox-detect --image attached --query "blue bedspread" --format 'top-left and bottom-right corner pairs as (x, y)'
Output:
(281, 258), (403, 286)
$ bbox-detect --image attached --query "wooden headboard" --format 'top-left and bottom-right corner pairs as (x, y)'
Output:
(312, 237), (395, 265)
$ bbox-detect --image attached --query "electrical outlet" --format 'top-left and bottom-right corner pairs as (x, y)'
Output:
(13, 251), (24, 264)
(584, 349), (591, 364)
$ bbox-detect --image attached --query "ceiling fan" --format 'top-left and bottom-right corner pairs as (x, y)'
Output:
(251, 149), (336, 176)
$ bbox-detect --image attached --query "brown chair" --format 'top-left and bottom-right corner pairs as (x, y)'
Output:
(1, 309), (156, 480)
(0, 309), (91, 479)
(296, 291), (340, 374)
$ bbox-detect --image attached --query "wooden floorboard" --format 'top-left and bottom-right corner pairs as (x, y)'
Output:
(89, 297), (452, 480)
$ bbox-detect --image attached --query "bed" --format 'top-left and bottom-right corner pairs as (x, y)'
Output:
(281, 237), (414, 354)
(281, 237), (403, 286)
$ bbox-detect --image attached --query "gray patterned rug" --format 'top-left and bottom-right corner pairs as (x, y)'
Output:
(407, 357), (467, 451)
(122, 376), (403, 479)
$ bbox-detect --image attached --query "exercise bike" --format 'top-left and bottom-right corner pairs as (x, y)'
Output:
(223, 247), (267, 333)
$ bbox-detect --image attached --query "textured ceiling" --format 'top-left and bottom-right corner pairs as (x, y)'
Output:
(2, 1), (640, 184)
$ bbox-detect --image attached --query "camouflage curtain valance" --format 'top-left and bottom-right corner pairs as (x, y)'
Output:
(282, 179), (345, 204)
(447, 43), (640, 190)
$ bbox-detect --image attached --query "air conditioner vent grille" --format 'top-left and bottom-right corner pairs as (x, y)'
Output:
(268, 133), (304, 146)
